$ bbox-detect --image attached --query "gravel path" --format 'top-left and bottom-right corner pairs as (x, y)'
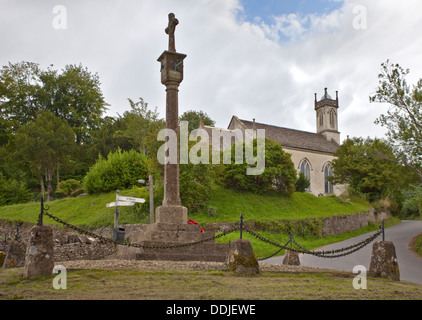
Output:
(55, 259), (349, 276)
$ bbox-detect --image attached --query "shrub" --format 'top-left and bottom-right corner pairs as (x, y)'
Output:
(372, 198), (391, 214)
(180, 162), (213, 214)
(58, 179), (83, 196)
(0, 173), (31, 206)
(83, 149), (148, 194)
(224, 138), (297, 196)
(400, 185), (422, 219)
(295, 172), (310, 192)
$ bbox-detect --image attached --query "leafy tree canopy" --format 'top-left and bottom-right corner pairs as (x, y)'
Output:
(370, 60), (422, 181)
(224, 138), (297, 196)
(0, 61), (107, 144)
(331, 137), (419, 206)
(179, 110), (215, 133)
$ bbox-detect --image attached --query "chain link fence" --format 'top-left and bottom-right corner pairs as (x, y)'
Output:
(244, 227), (382, 260)
(37, 200), (384, 260)
(43, 210), (240, 250)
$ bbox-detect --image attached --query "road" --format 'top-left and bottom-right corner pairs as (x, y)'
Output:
(265, 220), (422, 285)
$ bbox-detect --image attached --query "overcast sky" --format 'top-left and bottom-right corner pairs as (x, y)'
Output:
(1, 0), (421, 142)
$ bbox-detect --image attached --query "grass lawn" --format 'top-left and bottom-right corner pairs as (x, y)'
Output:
(1, 267), (422, 300)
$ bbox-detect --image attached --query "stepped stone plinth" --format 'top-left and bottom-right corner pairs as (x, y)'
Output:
(114, 223), (230, 262)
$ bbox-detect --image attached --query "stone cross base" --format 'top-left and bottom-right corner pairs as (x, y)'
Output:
(113, 223), (229, 262)
(23, 225), (54, 279)
(155, 205), (188, 224)
(369, 241), (400, 281)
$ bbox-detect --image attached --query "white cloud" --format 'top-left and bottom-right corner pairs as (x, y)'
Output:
(0, 0), (421, 143)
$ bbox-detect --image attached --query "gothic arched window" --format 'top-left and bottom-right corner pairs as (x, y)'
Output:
(300, 159), (311, 191)
(324, 163), (334, 194)
(329, 110), (335, 127)
(319, 111), (324, 126)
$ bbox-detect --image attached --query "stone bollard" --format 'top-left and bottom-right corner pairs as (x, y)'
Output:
(226, 239), (259, 275)
(283, 249), (300, 266)
(23, 225), (54, 279)
(369, 241), (400, 281)
(2, 240), (26, 269)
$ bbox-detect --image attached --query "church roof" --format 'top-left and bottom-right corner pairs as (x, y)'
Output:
(238, 118), (340, 154)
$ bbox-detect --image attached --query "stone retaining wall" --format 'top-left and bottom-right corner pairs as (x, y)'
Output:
(0, 221), (115, 262)
(204, 208), (390, 237)
(321, 208), (389, 236)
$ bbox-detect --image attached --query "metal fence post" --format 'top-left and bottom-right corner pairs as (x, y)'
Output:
(15, 222), (20, 241)
(380, 220), (385, 241)
(239, 214), (243, 240)
(289, 231), (293, 249)
(37, 196), (44, 226)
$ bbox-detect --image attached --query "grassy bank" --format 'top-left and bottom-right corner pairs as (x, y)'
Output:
(0, 185), (370, 228)
(413, 233), (422, 257)
(0, 188), (148, 228)
(192, 185), (370, 223)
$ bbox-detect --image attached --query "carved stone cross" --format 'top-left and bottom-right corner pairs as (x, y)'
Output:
(165, 13), (179, 52)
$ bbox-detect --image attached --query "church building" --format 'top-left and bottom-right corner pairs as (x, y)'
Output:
(199, 88), (346, 197)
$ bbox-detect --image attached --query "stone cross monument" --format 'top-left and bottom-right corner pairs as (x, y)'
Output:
(165, 13), (178, 52)
(115, 13), (230, 262)
(156, 13), (188, 224)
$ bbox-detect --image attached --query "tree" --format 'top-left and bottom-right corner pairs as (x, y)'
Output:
(114, 98), (164, 156)
(88, 116), (128, 158)
(224, 138), (297, 196)
(295, 172), (310, 192)
(370, 60), (422, 181)
(0, 117), (12, 147)
(0, 61), (107, 144)
(40, 64), (107, 145)
(331, 137), (418, 207)
(0, 61), (42, 129)
(0, 172), (31, 206)
(14, 111), (76, 201)
(179, 110), (215, 133)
